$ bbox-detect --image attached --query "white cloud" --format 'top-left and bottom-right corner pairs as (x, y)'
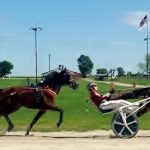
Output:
(123, 11), (149, 28)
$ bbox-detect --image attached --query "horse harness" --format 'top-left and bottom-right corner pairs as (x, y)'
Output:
(33, 88), (57, 105)
(33, 88), (43, 105)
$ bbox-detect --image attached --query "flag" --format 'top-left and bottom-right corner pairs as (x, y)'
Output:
(139, 15), (148, 28)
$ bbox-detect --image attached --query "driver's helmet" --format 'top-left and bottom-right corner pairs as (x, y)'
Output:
(87, 82), (97, 91)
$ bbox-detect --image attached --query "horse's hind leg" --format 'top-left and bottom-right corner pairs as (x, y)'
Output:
(25, 110), (45, 136)
(136, 103), (150, 117)
(136, 106), (149, 117)
(4, 115), (14, 132)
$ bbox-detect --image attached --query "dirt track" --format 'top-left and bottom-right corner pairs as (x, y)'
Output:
(83, 78), (147, 88)
(0, 130), (150, 150)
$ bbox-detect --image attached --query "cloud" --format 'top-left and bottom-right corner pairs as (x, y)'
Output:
(123, 11), (149, 28)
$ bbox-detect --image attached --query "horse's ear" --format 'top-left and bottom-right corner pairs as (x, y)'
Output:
(63, 67), (67, 72)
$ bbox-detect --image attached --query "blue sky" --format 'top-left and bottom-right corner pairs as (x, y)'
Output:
(0, 0), (150, 76)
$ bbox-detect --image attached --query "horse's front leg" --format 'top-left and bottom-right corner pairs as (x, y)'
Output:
(50, 106), (64, 128)
(25, 110), (46, 136)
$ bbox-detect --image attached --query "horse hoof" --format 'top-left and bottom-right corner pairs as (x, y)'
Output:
(25, 133), (34, 136)
(25, 132), (30, 136)
(7, 126), (14, 132)
(57, 123), (61, 128)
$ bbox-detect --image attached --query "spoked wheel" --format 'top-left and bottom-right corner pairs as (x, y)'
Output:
(111, 113), (139, 138)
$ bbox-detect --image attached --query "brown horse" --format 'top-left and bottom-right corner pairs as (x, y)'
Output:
(0, 68), (79, 135)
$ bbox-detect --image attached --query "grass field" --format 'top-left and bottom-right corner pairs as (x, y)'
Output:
(115, 76), (150, 85)
(0, 77), (150, 132)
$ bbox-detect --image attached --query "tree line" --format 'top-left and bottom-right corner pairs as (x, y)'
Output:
(77, 55), (125, 77)
(0, 53), (149, 77)
(77, 54), (150, 77)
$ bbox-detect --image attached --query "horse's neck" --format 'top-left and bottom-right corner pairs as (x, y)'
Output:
(52, 86), (61, 94)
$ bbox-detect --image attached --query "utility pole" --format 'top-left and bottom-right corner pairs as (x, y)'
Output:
(30, 27), (42, 84)
(49, 53), (51, 71)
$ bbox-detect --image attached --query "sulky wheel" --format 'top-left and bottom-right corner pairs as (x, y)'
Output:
(111, 113), (139, 138)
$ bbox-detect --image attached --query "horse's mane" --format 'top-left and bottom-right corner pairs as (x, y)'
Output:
(39, 67), (79, 89)
(42, 71), (59, 86)
(41, 68), (72, 89)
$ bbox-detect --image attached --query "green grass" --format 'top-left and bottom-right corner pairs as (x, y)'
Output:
(115, 76), (150, 85)
(0, 78), (36, 88)
(0, 77), (150, 132)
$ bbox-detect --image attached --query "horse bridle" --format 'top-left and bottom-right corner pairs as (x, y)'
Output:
(69, 78), (79, 89)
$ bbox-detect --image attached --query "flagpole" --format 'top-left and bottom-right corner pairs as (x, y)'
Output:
(146, 16), (149, 79)
(143, 15), (149, 79)
(140, 15), (149, 79)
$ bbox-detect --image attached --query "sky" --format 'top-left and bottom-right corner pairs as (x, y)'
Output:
(0, 0), (150, 76)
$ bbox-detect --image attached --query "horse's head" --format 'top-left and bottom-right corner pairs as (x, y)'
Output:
(57, 68), (79, 89)
(42, 67), (79, 89)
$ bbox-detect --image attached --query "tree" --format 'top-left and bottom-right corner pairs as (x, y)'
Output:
(77, 55), (93, 77)
(137, 62), (145, 73)
(127, 71), (133, 76)
(117, 67), (125, 76)
(0, 61), (13, 77)
(138, 54), (150, 74)
(96, 68), (108, 74)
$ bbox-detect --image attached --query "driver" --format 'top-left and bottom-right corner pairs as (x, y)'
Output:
(87, 82), (140, 113)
